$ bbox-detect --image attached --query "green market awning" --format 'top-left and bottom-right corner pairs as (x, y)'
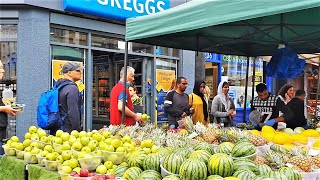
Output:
(126, 0), (320, 56)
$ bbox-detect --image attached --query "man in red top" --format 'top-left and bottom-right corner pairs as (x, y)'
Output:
(110, 66), (142, 126)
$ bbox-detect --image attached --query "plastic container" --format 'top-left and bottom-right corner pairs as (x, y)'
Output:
(2, 145), (16, 156)
(71, 149), (81, 159)
(24, 152), (38, 164)
(59, 171), (71, 180)
(313, 168), (320, 180)
(33, 139), (50, 150)
(78, 156), (102, 171)
(37, 155), (46, 166)
(45, 160), (58, 171)
(53, 143), (62, 153)
(308, 137), (320, 147)
(300, 171), (318, 180)
(231, 150), (258, 160)
(159, 157), (179, 178)
(256, 143), (272, 155)
(101, 151), (125, 165)
(15, 149), (25, 159)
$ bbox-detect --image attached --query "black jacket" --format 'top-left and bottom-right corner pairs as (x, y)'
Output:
(57, 79), (82, 132)
(286, 97), (307, 128)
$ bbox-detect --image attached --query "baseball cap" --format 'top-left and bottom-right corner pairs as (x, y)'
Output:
(62, 62), (84, 73)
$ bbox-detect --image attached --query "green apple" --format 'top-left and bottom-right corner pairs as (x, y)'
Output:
(92, 130), (98, 134)
(92, 150), (103, 156)
(141, 114), (148, 120)
(105, 138), (112, 145)
(37, 129), (47, 137)
(30, 147), (41, 154)
(96, 165), (107, 174)
(24, 152), (32, 160)
(68, 138), (77, 146)
(107, 169), (115, 175)
(54, 137), (63, 144)
(107, 154), (118, 163)
(61, 150), (72, 160)
(104, 161), (113, 169)
(72, 141), (83, 151)
(52, 152), (60, 159)
(16, 150), (25, 159)
(73, 167), (81, 174)
(78, 131), (87, 138)
(61, 132), (70, 141)
(103, 132), (111, 138)
(151, 145), (160, 153)
(86, 132), (93, 137)
(116, 147), (126, 153)
(29, 126), (37, 134)
(55, 130), (64, 137)
(15, 142), (24, 151)
(61, 143), (71, 150)
(61, 165), (72, 174)
(39, 150), (49, 157)
(71, 130), (79, 138)
(30, 142), (39, 149)
(99, 142), (107, 149)
(111, 139), (122, 149)
(80, 137), (90, 146)
(24, 132), (32, 139)
(56, 155), (64, 164)
(48, 161), (57, 170)
(62, 160), (69, 166)
(143, 147), (151, 154)
(24, 146), (32, 152)
(87, 142), (97, 151)
(126, 146), (135, 153)
(44, 145), (53, 153)
(92, 133), (102, 142)
(122, 142), (132, 148)
(121, 135), (131, 143)
(10, 136), (19, 142)
(102, 145), (115, 152)
(22, 139), (31, 147)
(112, 165), (117, 169)
(40, 136), (49, 143)
(81, 146), (92, 153)
(131, 141), (137, 147)
(77, 151), (87, 159)
(69, 159), (79, 169)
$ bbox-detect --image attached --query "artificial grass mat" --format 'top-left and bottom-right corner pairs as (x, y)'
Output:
(0, 155), (26, 180)
(28, 164), (60, 180)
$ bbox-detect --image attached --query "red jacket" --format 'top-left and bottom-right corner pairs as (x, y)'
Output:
(110, 82), (135, 126)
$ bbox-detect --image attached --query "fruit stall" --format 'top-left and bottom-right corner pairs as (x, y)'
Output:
(2, 116), (320, 180)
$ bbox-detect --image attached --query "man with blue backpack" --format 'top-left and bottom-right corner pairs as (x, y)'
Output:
(37, 62), (83, 135)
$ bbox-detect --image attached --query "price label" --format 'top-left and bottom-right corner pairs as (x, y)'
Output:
(187, 132), (198, 139)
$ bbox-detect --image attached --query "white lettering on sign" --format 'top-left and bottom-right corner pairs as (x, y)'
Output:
(97, 0), (167, 14)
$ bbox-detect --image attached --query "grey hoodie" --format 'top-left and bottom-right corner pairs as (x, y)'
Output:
(56, 78), (82, 132)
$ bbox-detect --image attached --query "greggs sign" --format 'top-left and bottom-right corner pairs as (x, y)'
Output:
(64, 0), (170, 20)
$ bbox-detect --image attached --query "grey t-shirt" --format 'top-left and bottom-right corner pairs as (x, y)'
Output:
(164, 91), (191, 127)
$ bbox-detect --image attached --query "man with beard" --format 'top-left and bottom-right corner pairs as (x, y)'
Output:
(164, 76), (194, 128)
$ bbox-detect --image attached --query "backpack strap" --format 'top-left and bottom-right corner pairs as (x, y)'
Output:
(56, 81), (75, 90)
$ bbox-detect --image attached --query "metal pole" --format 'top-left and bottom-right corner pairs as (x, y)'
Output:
(251, 57), (256, 110)
(315, 57), (320, 117)
(243, 56), (250, 123)
(122, 42), (129, 124)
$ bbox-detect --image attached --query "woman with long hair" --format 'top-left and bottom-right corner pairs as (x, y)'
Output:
(189, 80), (209, 125)
(278, 84), (294, 104)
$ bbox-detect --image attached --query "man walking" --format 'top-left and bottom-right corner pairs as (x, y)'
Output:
(55, 62), (84, 134)
(110, 66), (142, 126)
(164, 76), (194, 128)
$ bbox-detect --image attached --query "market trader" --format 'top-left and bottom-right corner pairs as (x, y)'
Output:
(251, 83), (293, 130)
(110, 66), (142, 126)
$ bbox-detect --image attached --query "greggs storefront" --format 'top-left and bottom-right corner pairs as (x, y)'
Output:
(0, 0), (196, 139)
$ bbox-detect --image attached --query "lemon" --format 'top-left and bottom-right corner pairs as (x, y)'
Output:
(250, 130), (260, 136)
(313, 140), (320, 148)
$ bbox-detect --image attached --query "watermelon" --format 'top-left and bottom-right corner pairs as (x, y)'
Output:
(233, 169), (256, 180)
(127, 151), (147, 168)
(157, 147), (171, 157)
(233, 160), (257, 173)
(254, 175), (274, 180)
(162, 153), (185, 174)
(189, 150), (211, 164)
(267, 171), (288, 180)
(223, 177), (240, 180)
(278, 167), (302, 180)
(179, 158), (207, 180)
(138, 170), (162, 180)
(143, 153), (161, 171)
(114, 164), (128, 177)
(216, 142), (234, 154)
(231, 142), (256, 157)
(162, 175), (180, 180)
(206, 175), (224, 180)
(172, 148), (191, 157)
(207, 153), (234, 177)
(193, 142), (215, 155)
(123, 167), (143, 180)
(256, 164), (272, 176)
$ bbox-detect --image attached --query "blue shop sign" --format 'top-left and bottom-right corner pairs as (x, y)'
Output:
(64, 0), (170, 21)
(205, 53), (222, 63)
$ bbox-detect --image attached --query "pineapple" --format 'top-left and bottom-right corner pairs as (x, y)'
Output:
(254, 155), (267, 165)
(287, 156), (312, 172)
(310, 156), (320, 168)
(194, 136), (204, 142)
(248, 134), (268, 146)
(202, 128), (218, 144)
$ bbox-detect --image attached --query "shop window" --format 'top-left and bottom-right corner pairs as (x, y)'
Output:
(50, 27), (87, 46)
(0, 25), (17, 39)
(132, 42), (153, 54)
(156, 46), (169, 56)
(91, 34), (125, 50)
(172, 48), (180, 57)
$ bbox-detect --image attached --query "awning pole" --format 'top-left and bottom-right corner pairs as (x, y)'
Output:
(315, 57), (320, 118)
(251, 57), (256, 110)
(243, 56), (250, 123)
(122, 41), (129, 124)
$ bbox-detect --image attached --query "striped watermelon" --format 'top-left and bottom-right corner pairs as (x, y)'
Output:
(233, 160), (257, 174)
(231, 142), (256, 157)
(267, 171), (288, 180)
(255, 175), (274, 180)
(193, 142), (215, 155)
(138, 170), (162, 180)
(206, 175), (224, 179)
(172, 148), (191, 157)
(233, 169), (256, 180)
(123, 167), (143, 180)
(207, 153), (234, 177)
(179, 158), (207, 180)
(162, 175), (180, 180)
(162, 153), (185, 174)
(256, 164), (272, 175)
(157, 147), (171, 157)
(216, 142), (234, 154)
(127, 151), (147, 168)
(114, 164), (128, 177)
(189, 150), (211, 164)
(223, 177), (240, 180)
(143, 153), (161, 171)
(278, 167), (302, 180)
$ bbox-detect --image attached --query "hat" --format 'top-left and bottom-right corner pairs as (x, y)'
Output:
(62, 62), (84, 73)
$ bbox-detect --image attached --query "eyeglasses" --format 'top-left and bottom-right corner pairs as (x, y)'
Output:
(181, 83), (188, 85)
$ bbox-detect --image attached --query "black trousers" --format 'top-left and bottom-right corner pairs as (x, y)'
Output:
(0, 127), (7, 155)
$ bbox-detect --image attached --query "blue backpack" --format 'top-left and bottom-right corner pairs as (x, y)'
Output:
(37, 82), (73, 130)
